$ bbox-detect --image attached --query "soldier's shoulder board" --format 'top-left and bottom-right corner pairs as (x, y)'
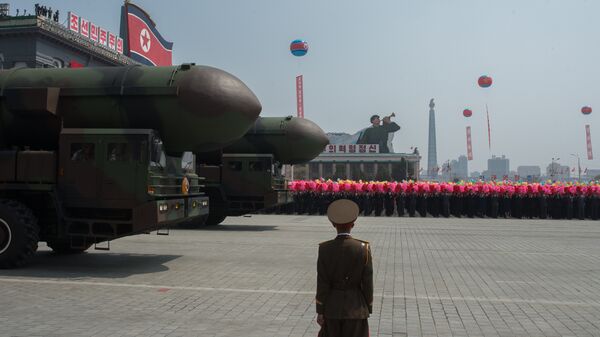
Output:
(355, 239), (370, 245)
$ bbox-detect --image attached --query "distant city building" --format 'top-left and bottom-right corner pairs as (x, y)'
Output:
(517, 165), (541, 182)
(584, 169), (600, 180)
(487, 155), (510, 180)
(441, 155), (468, 181)
(471, 171), (481, 179)
(546, 162), (570, 180)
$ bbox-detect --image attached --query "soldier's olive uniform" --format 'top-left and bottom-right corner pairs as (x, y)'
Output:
(316, 234), (373, 337)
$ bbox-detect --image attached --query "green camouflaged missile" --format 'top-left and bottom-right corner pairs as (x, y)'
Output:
(0, 64), (261, 154)
(198, 116), (329, 165)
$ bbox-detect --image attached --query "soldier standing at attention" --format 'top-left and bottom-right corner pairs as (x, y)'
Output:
(316, 199), (373, 337)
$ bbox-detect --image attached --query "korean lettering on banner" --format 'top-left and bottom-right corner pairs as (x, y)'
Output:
(108, 33), (116, 50)
(296, 75), (304, 118)
(79, 18), (89, 38)
(325, 145), (336, 153)
(338, 145), (347, 153)
(586, 124), (593, 160)
(348, 144), (356, 153)
(116, 37), (124, 54)
(99, 28), (108, 46)
(68, 12), (79, 33)
(368, 145), (378, 153)
(89, 22), (98, 42)
(466, 126), (473, 160)
(358, 145), (367, 153)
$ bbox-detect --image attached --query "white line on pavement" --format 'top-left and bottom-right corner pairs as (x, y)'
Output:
(1, 277), (599, 308)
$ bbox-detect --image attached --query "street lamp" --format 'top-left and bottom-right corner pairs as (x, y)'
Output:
(570, 153), (581, 182)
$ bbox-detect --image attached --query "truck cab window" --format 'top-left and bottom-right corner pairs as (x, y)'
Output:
(107, 143), (130, 162)
(249, 161), (263, 171)
(71, 143), (95, 161)
(228, 161), (242, 171)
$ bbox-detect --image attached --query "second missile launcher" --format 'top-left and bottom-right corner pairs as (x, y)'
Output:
(195, 116), (328, 225)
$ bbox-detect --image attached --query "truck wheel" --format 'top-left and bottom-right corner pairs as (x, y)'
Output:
(47, 241), (92, 254)
(0, 199), (39, 269)
(205, 211), (226, 226)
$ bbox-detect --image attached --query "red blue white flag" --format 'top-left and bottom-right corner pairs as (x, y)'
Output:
(123, 3), (173, 66)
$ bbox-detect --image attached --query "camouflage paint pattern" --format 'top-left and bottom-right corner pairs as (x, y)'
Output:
(0, 64), (262, 154)
(198, 116), (329, 165)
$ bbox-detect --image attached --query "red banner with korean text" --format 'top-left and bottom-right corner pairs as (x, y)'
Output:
(68, 12), (79, 33)
(586, 124), (593, 160)
(296, 75), (304, 118)
(466, 126), (473, 160)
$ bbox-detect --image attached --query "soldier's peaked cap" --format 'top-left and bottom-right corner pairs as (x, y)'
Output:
(327, 199), (359, 225)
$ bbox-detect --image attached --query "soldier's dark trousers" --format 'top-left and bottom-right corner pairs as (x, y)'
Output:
(324, 319), (369, 337)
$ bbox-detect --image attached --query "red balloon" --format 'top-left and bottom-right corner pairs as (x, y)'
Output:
(463, 109), (472, 117)
(478, 75), (493, 88)
(582, 106), (592, 115)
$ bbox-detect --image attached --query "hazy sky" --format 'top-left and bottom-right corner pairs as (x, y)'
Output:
(14, 0), (600, 172)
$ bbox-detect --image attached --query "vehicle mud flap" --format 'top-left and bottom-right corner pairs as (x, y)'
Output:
(94, 241), (110, 251)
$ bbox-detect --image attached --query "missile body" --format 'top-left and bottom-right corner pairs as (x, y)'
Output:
(200, 116), (329, 165)
(0, 65), (261, 154)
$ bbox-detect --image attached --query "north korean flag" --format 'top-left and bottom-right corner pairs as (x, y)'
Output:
(125, 4), (173, 66)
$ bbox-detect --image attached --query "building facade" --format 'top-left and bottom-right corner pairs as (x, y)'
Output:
(546, 162), (570, 181)
(290, 152), (421, 181)
(517, 165), (541, 182)
(0, 14), (136, 69)
(487, 155), (510, 180)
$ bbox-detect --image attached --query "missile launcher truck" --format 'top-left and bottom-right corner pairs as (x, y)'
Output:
(0, 64), (261, 268)
(195, 116), (328, 225)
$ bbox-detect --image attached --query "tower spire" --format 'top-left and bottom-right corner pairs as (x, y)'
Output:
(427, 98), (438, 179)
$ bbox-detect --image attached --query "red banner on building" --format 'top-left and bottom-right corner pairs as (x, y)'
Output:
(586, 124), (593, 160)
(108, 33), (116, 50)
(466, 126), (473, 160)
(99, 28), (108, 46)
(90, 22), (98, 42)
(80, 18), (89, 38)
(68, 12), (79, 33)
(296, 75), (304, 118)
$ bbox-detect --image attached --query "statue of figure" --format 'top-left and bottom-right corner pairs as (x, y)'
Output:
(429, 98), (435, 109)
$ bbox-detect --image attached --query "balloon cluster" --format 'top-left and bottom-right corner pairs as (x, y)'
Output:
(286, 180), (600, 219)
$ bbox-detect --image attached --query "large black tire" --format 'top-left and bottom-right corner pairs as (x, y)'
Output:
(47, 240), (92, 254)
(0, 199), (39, 269)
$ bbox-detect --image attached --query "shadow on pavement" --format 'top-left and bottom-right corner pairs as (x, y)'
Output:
(0, 251), (180, 279)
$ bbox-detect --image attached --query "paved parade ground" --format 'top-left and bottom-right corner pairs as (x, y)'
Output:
(1, 215), (600, 337)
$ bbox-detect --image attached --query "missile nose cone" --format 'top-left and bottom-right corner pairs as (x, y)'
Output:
(178, 66), (262, 150)
(287, 117), (329, 163)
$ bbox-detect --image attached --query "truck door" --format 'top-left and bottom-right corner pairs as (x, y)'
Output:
(62, 141), (99, 202)
(101, 140), (140, 201)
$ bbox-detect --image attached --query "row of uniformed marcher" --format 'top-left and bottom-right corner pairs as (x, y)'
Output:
(290, 191), (600, 219)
